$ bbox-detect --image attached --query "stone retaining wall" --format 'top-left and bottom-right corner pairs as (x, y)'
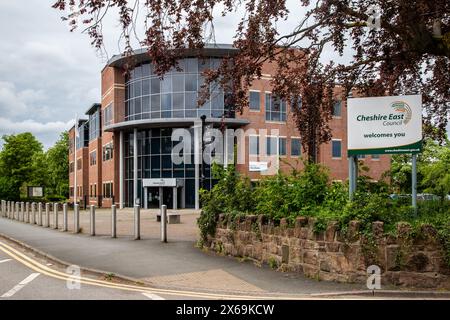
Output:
(208, 214), (450, 289)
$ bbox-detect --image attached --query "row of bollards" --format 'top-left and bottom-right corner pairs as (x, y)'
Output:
(0, 200), (168, 242)
(0, 200), (78, 233)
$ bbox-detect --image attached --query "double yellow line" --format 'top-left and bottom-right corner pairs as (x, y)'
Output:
(0, 240), (305, 300)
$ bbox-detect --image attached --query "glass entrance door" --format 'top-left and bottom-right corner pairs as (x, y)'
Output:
(147, 187), (160, 208)
(163, 187), (173, 209)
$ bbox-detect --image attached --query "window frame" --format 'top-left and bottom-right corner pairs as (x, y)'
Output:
(331, 139), (342, 159)
(249, 90), (261, 111)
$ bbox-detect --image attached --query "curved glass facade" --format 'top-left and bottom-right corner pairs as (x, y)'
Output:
(124, 128), (215, 208)
(125, 58), (234, 121)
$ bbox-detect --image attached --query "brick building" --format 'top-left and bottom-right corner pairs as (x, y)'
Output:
(68, 44), (390, 209)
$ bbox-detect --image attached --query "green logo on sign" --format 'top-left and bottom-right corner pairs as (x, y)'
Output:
(391, 101), (412, 125)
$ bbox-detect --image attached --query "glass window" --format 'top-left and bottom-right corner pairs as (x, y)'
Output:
(185, 92), (197, 109)
(151, 78), (160, 94)
(135, 97), (142, 115)
(185, 58), (198, 73)
(142, 64), (151, 77)
(172, 74), (184, 92)
(357, 154), (366, 159)
(265, 93), (286, 122)
(372, 154), (380, 160)
(142, 96), (150, 113)
(249, 136), (259, 155)
(333, 100), (342, 117)
(332, 140), (341, 158)
(266, 137), (278, 156)
(89, 151), (97, 166)
(291, 138), (301, 156)
(134, 81), (141, 97)
(161, 94), (172, 118)
(249, 91), (260, 110)
(142, 79), (150, 95)
(102, 142), (114, 161)
(161, 76), (172, 93)
(185, 74), (197, 92)
(279, 137), (286, 156)
(151, 137), (161, 154)
(151, 94), (160, 112)
(173, 93), (184, 111)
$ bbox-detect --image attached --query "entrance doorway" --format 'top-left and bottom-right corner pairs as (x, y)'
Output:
(144, 186), (183, 209)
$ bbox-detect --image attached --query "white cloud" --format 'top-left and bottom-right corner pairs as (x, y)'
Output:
(0, 117), (72, 134)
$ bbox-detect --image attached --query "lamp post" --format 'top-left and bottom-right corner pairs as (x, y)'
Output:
(200, 115), (206, 190)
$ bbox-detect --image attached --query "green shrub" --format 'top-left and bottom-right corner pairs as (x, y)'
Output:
(197, 159), (450, 267)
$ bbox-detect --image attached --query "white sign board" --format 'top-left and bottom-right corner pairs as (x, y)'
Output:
(142, 178), (183, 187)
(347, 95), (422, 155)
(27, 186), (44, 198)
(249, 161), (268, 172)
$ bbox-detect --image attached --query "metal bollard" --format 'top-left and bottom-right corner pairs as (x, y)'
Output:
(111, 205), (117, 238)
(45, 203), (50, 227)
(90, 205), (95, 236)
(25, 202), (30, 223)
(53, 203), (59, 229)
(21, 202), (25, 222)
(38, 202), (43, 226)
(62, 203), (68, 232)
(31, 203), (35, 224)
(74, 203), (80, 233)
(134, 205), (140, 240)
(160, 205), (167, 243)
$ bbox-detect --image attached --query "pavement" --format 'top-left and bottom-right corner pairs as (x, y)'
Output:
(1, 209), (447, 299)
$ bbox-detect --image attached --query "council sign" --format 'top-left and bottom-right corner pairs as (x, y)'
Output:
(347, 95), (422, 155)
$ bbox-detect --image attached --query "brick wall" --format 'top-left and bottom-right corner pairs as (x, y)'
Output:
(209, 214), (450, 289)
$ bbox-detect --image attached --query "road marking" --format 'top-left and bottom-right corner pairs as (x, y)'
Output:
(0, 240), (316, 300)
(1, 273), (40, 298)
(142, 292), (166, 300)
(0, 259), (12, 264)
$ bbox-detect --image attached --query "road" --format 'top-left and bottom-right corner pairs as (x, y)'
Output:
(0, 240), (200, 300)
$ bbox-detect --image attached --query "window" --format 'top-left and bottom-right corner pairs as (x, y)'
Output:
(266, 137), (278, 156)
(88, 109), (101, 141)
(103, 182), (114, 198)
(103, 142), (114, 161)
(332, 100), (342, 117)
(69, 138), (74, 154)
(103, 104), (113, 126)
(69, 187), (74, 197)
(357, 154), (366, 159)
(249, 136), (259, 155)
(265, 93), (286, 122)
(69, 162), (74, 173)
(89, 151), (97, 166)
(372, 154), (380, 160)
(332, 140), (342, 158)
(249, 91), (260, 110)
(279, 137), (287, 156)
(291, 138), (301, 157)
(77, 159), (82, 170)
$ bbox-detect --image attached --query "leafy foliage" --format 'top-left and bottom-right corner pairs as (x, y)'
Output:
(0, 131), (69, 201)
(54, 0), (450, 154)
(198, 159), (450, 264)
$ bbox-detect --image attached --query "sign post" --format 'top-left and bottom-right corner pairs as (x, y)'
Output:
(347, 95), (422, 210)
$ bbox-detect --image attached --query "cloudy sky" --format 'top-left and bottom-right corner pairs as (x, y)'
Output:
(0, 0), (251, 149)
